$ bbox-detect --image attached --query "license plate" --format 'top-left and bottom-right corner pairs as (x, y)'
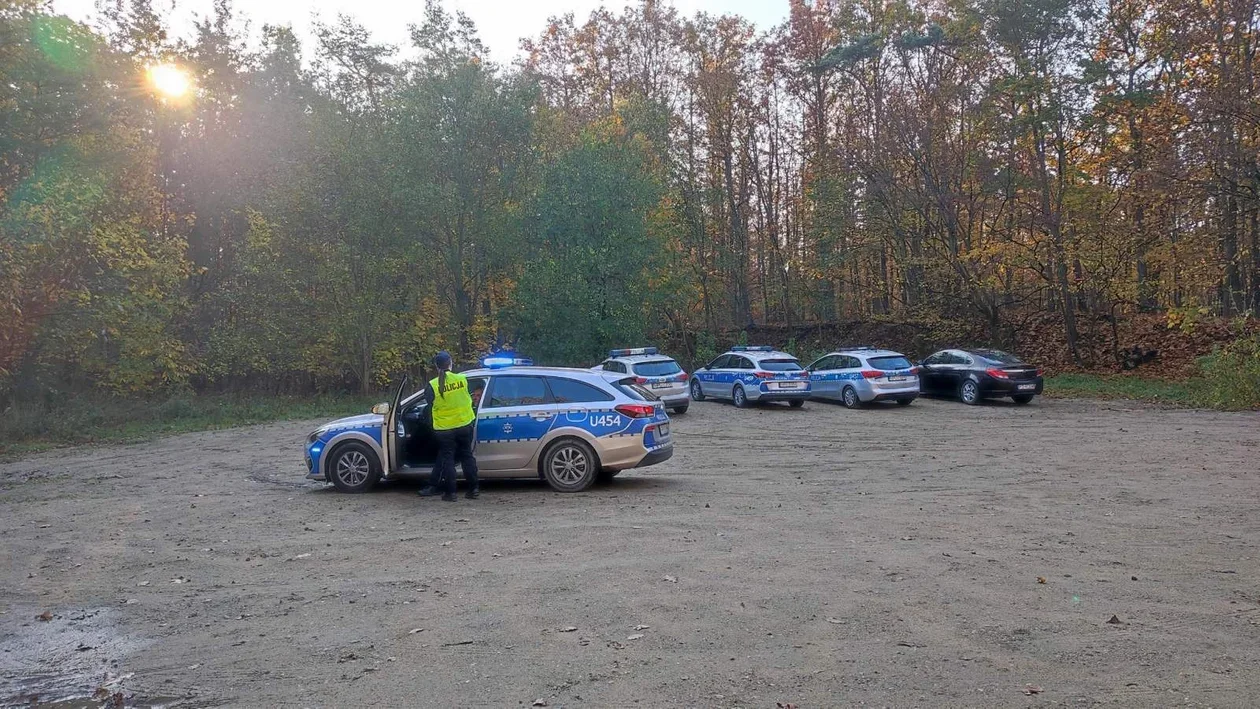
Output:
(651, 382), (673, 389)
(887, 375), (907, 382)
(776, 382), (804, 389)
(1017, 384), (1036, 390)
(657, 423), (670, 438)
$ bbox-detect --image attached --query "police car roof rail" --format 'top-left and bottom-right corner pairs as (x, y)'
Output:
(836, 345), (877, 351)
(609, 346), (658, 357)
(730, 345), (774, 352)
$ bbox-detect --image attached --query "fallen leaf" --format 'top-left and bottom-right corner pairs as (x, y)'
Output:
(532, 700), (548, 707)
(634, 624), (650, 631)
(408, 628), (425, 635)
(560, 626), (577, 632)
(287, 553), (311, 561)
(1106, 614), (1123, 625)
(1037, 577), (1047, 584)
(442, 640), (475, 647)
(662, 575), (678, 583)
(440, 541), (452, 547)
(1022, 684), (1044, 695)
(626, 634), (644, 641)
(37, 611), (52, 621)
(826, 617), (844, 624)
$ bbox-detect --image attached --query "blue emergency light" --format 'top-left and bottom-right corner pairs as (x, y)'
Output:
(609, 346), (658, 357)
(731, 345), (774, 352)
(480, 351), (534, 368)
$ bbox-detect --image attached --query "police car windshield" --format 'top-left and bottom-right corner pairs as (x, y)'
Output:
(868, 356), (913, 371)
(759, 358), (802, 371)
(633, 360), (682, 377)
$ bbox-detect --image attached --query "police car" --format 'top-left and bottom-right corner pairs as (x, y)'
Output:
(594, 347), (690, 414)
(805, 347), (919, 408)
(305, 354), (673, 494)
(689, 345), (811, 408)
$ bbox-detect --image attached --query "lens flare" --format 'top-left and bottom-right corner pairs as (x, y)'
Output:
(147, 63), (192, 100)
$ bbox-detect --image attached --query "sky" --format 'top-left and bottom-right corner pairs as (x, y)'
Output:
(52, 0), (792, 64)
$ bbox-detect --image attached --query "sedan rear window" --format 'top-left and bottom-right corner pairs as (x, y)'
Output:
(633, 359), (682, 377)
(973, 349), (1023, 365)
(759, 358), (803, 372)
(615, 381), (660, 401)
(868, 356), (913, 371)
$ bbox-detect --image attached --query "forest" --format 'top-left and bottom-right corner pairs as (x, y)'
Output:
(2, 0), (1259, 408)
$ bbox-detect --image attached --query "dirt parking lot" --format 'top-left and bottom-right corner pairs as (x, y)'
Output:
(2, 395), (1259, 707)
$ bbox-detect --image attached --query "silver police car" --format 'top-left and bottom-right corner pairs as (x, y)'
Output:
(595, 347), (690, 414)
(305, 355), (673, 494)
(688, 345), (811, 408)
(806, 347), (919, 408)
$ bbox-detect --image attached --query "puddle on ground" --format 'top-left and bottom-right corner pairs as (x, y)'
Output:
(0, 607), (181, 708)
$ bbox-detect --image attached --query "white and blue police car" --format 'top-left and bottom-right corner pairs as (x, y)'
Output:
(594, 347), (690, 415)
(305, 353), (673, 494)
(805, 347), (919, 408)
(688, 345), (811, 408)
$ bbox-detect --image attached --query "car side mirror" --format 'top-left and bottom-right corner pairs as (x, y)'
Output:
(371, 402), (390, 415)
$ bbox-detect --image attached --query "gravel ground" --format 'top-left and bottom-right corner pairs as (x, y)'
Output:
(2, 395), (1259, 708)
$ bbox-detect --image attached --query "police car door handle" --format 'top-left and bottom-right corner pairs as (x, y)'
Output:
(529, 412), (551, 420)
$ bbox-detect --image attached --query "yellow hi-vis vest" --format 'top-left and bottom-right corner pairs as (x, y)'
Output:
(429, 372), (476, 431)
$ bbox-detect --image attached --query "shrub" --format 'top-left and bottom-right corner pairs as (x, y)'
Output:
(1197, 335), (1260, 410)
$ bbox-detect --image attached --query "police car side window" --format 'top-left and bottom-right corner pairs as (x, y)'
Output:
(546, 377), (615, 403)
(733, 356), (754, 369)
(709, 355), (731, 369)
(486, 376), (551, 408)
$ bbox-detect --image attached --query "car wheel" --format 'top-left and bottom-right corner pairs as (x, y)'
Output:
(732, 384), (749, 408)
(690, 379), (705, 402)
(328, 442), (381, 493)
(541, 438), (598, 492)
(1012, 394), (1034, 405)
(959, 379), (980, 405)
(896, 398), (914, 406)
(672, 405), (689, 415)
(789, 399), (805, 408)
(842, 386), (861, 409)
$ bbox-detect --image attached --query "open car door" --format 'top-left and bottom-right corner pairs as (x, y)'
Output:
(382, 375), (408, 475)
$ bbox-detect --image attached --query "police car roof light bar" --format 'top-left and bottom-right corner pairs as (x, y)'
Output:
(609, 347), (658, 357)
(481, 352), (534, 368)
(731, 345), (774, 352)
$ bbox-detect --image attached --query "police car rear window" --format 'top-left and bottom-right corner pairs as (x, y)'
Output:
(615, 381), (660, 401)
(633, 360), (682, 377)
(868, 356), (913, 371)
(759, 358), (802, 372)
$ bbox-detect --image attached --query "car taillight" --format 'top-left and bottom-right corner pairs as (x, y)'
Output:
(634, 377), (648, 384)
(910, 367), (920, 375)
(1035, 368), (1044, 376)
(615, 403), (656, 418)
(676, 372), (689, 381)
(754, 371), (775, 379)
(860, 370), (883, 379)
(986, 368), (1009, 379)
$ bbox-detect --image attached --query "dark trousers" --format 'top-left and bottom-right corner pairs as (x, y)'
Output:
(434, 422), (478, 495)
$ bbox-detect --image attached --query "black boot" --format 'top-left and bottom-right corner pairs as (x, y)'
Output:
(417, 486), (440, 497)
(465, 487), (480, 499)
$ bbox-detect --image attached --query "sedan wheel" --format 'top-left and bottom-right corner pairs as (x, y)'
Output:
(542, 439), (598, 492)
(733, 384), (749, 408)
(960, 379), (980, 405)
(690, 379), (705, 402)
(329, 442), (381, 493)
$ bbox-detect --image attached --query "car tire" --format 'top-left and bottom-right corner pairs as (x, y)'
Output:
(896, 398), (914, 406)
(1012, 394), (1034, 405)
(672, 405), (689, 415)
(690, 380), (705, 402)
(541, 438), (599, 492)
(733, 384), (749, 408)
(328, 441), (381, 493)
(959, 379), (981, 405)
(842, 386), (861, 409)
(789, 399), (805, 408)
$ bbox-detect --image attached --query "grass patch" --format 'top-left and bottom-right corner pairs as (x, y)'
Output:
(0, 392), (376, 457)
(1045, 373), (1200, 406)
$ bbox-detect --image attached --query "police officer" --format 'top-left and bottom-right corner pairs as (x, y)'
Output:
(418, 351), (480, 501)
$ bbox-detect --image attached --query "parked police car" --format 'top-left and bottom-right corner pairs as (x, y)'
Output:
(595, 347), (689, 414)
(805, 347), (919, 408)
(689, 345), (811, 408)
(305, 354), (673, 494)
